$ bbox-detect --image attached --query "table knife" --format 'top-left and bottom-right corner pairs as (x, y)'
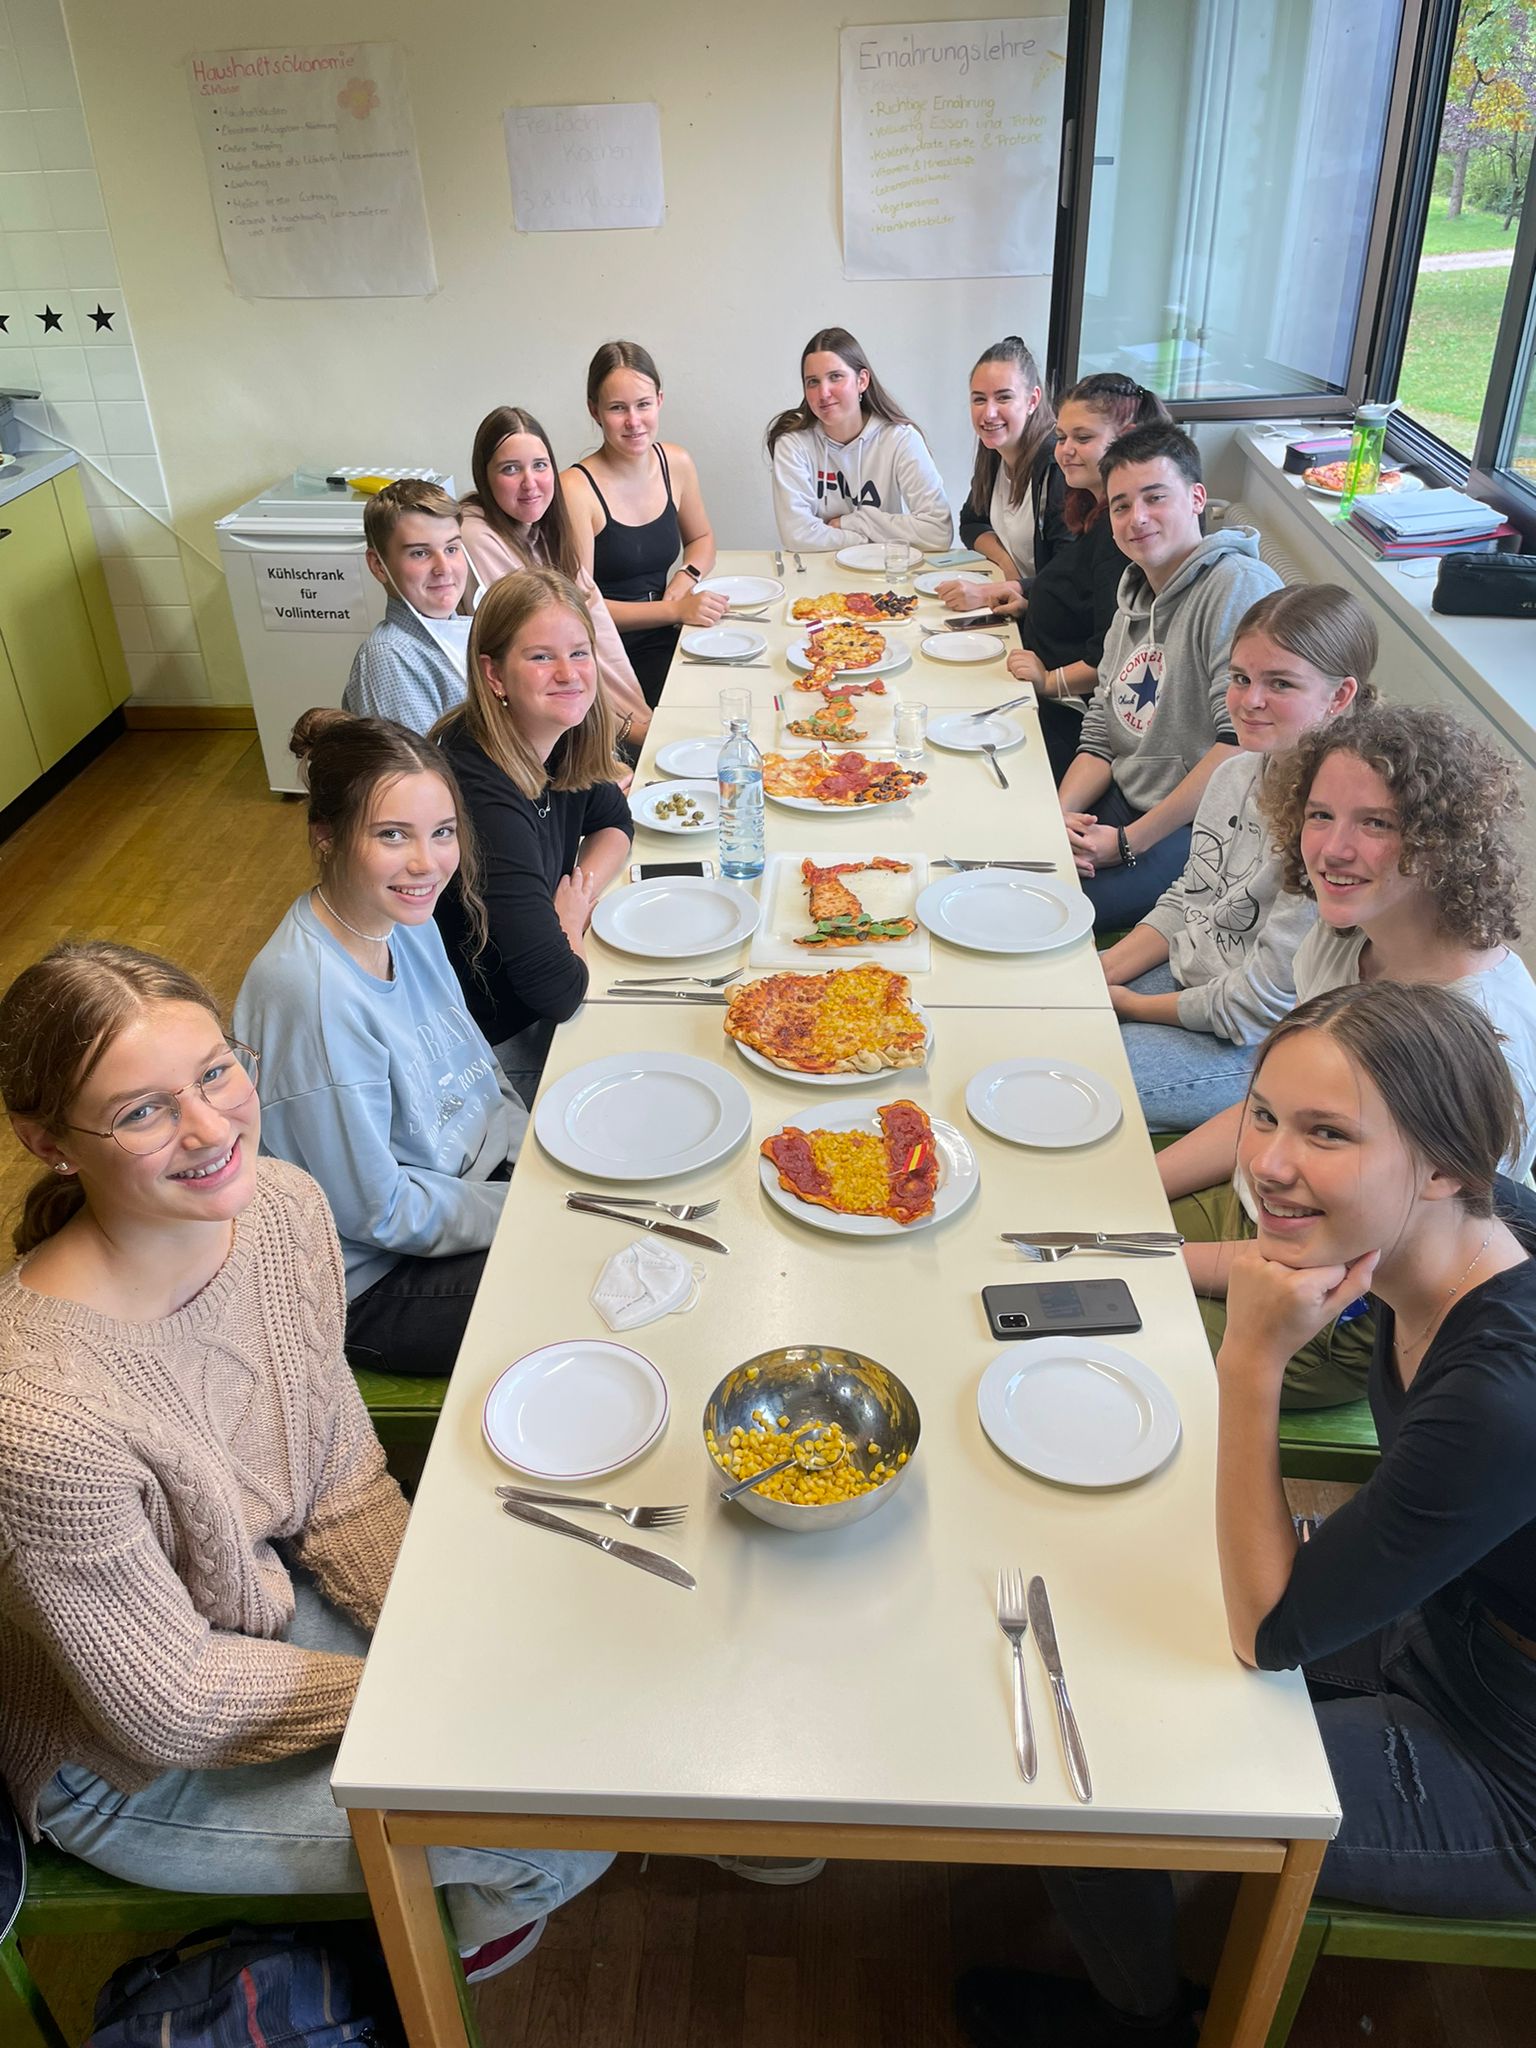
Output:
(565, 1195), (728, 1254)
(1027, 1576), (1092, 1802)
(501, 1499), (696, 1591)
(1003, 1231), (1184, 1248)
(604, 988), (728, 1005)
(774, 548), (785, 576)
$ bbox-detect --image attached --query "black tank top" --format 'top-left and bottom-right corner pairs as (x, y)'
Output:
(575, 444), (681, 605)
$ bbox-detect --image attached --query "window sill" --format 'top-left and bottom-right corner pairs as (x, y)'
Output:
(1236, 427), (1536, 765)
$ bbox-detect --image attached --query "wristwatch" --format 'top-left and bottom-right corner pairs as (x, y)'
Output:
(681, 563), (702, 581)
(1116, 826), (1137, 868)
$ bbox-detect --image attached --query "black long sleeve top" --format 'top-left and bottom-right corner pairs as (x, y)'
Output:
(1017, 510), (1128, 675)
(1256, 1178), (1536, 1671)
(435, 728), (633, 1048)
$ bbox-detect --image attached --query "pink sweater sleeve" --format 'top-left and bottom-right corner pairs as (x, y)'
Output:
(459, 509), (648, 730)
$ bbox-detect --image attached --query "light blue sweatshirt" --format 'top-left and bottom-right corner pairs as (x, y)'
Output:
(233, 894), (520, 1297)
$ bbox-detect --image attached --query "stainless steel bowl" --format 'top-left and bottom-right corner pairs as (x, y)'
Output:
(702, 1344), (920, 1532)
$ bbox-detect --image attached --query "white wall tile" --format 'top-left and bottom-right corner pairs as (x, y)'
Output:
(21, 290), (78, 343)
(0, 114), (39, 173)
(125, 648), (209, 702)
(0, 341), (38, 387)
(42, 167), (102, 230)
(0, 169), (51, 228)
(59, 228), (113, 288)
(83, 345), (139, 401)
(146, 603), (199, 653)
(46, 393), (101, 450)
(30, 107), (89, 172)
(69, 286), (124, 339)
(9, 1), (80, 109)
(98, 395), (153, 454)
(103, 554), (141, 605)
(98, 451), (165, 502)
(118, 506), (178, 554)
(130, 553), (187, 606)
(110, 600), (152, 651)
(35, 341), (86, 397)
(11, 393), (46, 434)
(0, 50), (28, 112)
(7, 229), (60, 286)
(0, 241), (14, 290)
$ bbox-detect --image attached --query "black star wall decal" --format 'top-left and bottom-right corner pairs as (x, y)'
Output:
(89, 304), (114, 331)
(37, 305), (63, 332)
(0, 314), (8, 333)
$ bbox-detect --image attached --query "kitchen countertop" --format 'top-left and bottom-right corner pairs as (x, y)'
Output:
(0, 447), (78, 511)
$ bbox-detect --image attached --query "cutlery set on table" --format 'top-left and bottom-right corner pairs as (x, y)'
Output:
(996, 1571), (1092, 1800)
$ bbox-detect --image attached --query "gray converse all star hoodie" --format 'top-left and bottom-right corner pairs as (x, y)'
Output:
(1078, 526), (1280, 814)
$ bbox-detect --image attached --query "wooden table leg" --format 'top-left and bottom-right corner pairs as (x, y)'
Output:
(1197, 1836), (1326, 2047)
(350, 1808), (469, 2048)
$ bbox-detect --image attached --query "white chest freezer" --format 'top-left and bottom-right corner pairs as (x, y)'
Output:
(216, 467), (453, 793)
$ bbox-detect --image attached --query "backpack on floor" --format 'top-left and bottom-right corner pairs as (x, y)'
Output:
(84, 1922), (394, 2048)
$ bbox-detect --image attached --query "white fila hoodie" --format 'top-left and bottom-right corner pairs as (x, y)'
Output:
(771, 418), (953, 552)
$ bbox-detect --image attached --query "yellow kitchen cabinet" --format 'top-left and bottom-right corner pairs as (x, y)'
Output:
(0, 475), (116, 772)
(55, 466), (132, 709)
(0, 630), (44, 811)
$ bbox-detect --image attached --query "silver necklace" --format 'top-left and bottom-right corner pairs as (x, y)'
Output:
(313, 887), (391, 946)
(535, 786), (553, 819)
(1399, 1227), (1494, 1358)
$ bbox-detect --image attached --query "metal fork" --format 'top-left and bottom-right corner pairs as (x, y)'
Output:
(567, 1191), (720, 1222)
(793, 552), (806, 574)
(1008, 1240), (1175, 1262)
(980, 742), (1009, 789)
(941, 855), (1056, 873)
(496, 1485), (687, 1530)
(610, 969), (741, 987)
(996, 1569), (1036, 1782)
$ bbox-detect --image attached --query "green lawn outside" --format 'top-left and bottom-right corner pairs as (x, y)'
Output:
(1418, 193), (1518, 258)
(1397, 261), (1511, 454)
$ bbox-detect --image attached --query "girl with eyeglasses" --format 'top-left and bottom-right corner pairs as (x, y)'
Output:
(234, 709), (523, 1379)
(0, 940), (610, 1978)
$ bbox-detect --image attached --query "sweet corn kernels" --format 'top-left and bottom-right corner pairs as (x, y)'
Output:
(705, 1416), (903, 1505)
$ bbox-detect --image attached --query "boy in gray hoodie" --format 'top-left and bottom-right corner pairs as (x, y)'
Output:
(1058, 422), (1280, 926)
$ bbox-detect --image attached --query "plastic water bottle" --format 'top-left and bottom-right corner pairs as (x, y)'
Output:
(717, 718), (764, 880)
(1336, 402), (1391, 521)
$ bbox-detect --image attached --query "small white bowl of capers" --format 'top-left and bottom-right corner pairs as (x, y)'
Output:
(634, 779), (719, 835)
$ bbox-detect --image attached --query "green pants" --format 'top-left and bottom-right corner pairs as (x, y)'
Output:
(1173, 1183), (1375, 1410)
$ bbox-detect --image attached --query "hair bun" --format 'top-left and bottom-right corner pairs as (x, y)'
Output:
(289, 705), (356, 762)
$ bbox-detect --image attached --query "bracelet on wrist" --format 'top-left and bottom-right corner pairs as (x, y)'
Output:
(681, 562), (702, 582)
(1117, 825), (1137, 868)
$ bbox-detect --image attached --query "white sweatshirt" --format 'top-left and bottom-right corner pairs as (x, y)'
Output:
(771, 419), (953, 552)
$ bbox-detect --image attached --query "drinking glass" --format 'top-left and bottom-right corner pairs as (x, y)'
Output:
(893, 700), (928, 764)
(883, 540), (913, 586)
(718, 686), (752, 732)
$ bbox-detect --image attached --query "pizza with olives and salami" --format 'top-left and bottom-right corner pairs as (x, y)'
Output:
(724, 963), (926, 1075)
(790, 590), (919, 623)
(760, 1098), (939, 1225)
(762, 751), (925, 807)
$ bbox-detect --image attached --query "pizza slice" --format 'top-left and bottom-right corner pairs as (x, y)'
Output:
(785, 699), (866, 743)
(723, 964), (926, 1074)
(797, 857), (916, 947)
(761, 1098), (940, 1225)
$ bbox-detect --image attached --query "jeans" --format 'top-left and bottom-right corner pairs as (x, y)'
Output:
(344, 1247), (488, 1378)
(36, 1580), (613, 1949)
(1116, 964), (1255, 1131)
(1078, 783), (1192, 930)
(1037, 697), (1086, 787)
(1042, 1587), (1536, 2017)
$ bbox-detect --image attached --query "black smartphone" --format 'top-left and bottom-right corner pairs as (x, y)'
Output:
(982, 1278), (1142, 1341)
(946, 612), (996, 631)
(628, 860), (716, 882)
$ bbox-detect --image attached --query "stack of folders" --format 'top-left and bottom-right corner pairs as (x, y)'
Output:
(1347, 488), (1516, 560)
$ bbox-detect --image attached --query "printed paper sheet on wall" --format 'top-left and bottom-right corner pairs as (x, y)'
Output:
(188, 42), (436, 298)
(504, 103), (664, 232)
(840, 19), (1066, 281)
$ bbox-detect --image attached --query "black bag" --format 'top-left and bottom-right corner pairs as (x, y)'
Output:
(1432, 552), (1536, 619)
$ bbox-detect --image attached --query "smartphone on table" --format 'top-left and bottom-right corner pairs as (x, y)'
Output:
(629, 860), (717, 883)
(982, 1278), (1142, 1342)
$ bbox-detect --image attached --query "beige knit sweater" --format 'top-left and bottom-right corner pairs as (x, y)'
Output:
(0, 1158), (408, 1832)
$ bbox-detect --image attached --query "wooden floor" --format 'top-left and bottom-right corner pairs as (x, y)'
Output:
(6, 734), (1531, 2047)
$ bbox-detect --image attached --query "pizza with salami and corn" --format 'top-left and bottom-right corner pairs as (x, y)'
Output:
(760, 1099), (939, 1225)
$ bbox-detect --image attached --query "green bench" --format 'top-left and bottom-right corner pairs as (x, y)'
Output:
(1, 1832), (482, 2048)
(352, 1366), (447, 1449)
(1268, 1898), (1536, 2046)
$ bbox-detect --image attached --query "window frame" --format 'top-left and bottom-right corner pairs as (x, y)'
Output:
(1052, 0), (1435, 420)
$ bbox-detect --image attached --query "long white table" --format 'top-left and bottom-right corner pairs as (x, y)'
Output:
(335, 550), (1337, 2048)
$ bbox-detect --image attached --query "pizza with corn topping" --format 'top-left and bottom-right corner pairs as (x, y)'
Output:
(725, 964), (927, 1075)
(761, 1099), (939, 1224)
(762, 751), (925, 806)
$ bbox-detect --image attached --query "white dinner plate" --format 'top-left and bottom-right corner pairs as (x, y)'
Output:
(592, 875), (759, 959)
(1301, 470), (1419, 499)
(483, 1339), (668, 1480)
(699, 574), (784, 610)
(758, 1100), (979, 1236)
(916, 869), (1093, 955)
(922, 631), (1008, 665)
(836, 542), (923, 573)
(655, 735), (728, 779)
(766, 772), (918, 816)
(926, 711), (1026, 754)
(534, 1051), (753, 1180)
(913, 569), (961, 598)
(965, 1058), (1122, 1148)
(631, 779), (719, 836)
(977, 1340), (1181, 1488)
(680, 625), (768, 662)
(733, 1003), (934, 1087)
(786, 634), (909, 679)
